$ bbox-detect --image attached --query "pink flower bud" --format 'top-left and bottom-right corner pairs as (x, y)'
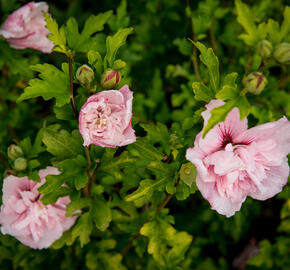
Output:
(76, 65), (94, 88)
(0, 2), (54, 53)
(7, 144), (23, 161)
(79, 85), (136, 147)
(100, 69), (120, 89)
(243, 72), (267, 95)
(0, 167), (78, 249)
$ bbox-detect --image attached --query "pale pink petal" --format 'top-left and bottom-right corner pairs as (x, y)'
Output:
(79, 86), (136, 148)
(0, 1), (54, 53)
(249, 160), (289, 200)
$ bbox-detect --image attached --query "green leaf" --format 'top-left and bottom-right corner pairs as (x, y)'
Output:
(72, 212), (93, 247)
(88, 50), (103, 75)
(108, 0), (130, 32)
(125, 177), (167, 202)
(65, 11), (112, 52)
(191, 41), (219, 93)
(42, 128), (84, 160)
(192, 82), (215, 102)
(235, 0), (265, 45)
(128, 138), (164, 161)
(280, 6), (290, 42)
(38, 156), (87, 198)
(43, 12), (68, 54)
(98, 151), (136, 174)
(91, 198), (112, 231)
(66, 193), (91, 216)
(140, 217), (192, 266)
(17, 63), (70, 106)
(216, 85), (239, 100)
(105, 27), (133, 67)
(41, 187), (69, 205)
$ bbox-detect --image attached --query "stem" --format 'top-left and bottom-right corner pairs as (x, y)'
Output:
(68, 56), (78, 118)
(156, 193), (173, 216)
(121, 232), (141, 257)
(186, 0), (201, 81)
(83, 146), (95, 197)
(209, 19), (217, 54)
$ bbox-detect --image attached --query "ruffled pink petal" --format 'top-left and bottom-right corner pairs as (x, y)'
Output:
(249, 160), (289, 201)
(236, 116), (290, 155)
(196, 175), (246, 217)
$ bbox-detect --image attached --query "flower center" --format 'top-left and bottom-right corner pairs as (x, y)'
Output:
(94, 104), (111, 131)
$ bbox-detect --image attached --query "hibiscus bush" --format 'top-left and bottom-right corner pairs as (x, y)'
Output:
(0, 0), (289, 269)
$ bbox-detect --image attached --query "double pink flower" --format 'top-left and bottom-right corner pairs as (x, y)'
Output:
(0, 2), (54, 53)
(187, 100), (290, 217)
(0, 167), (77, 249)
(79, 85), (136, 148)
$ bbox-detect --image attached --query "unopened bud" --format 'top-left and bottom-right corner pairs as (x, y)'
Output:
(243, 72), (267, 95)
(100, 69), (120, 89)
(14, 157), (27, 171)
(76, 65), (94, 87)
(274, 43), (290, 65)
(258, 40), (272, 58)
(180, 162), (197, 187)
(7, 144), (23, 161)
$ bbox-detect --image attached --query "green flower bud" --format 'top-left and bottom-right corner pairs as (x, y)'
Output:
(76, 65), (94, 87)
(100, 69), (120, 89)
(243, 72), (267, 95)
(258, 40), (272, 58)
(180, 162), (197, 187)
(7, 144), (23, 161)
(274, 43), (290, 65)
(14, 157), (27, 171)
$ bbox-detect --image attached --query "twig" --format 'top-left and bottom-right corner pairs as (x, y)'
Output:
(68, 55), (78, 118)
(83, 146), (96, 197)
(186, 0), (201, 81)
(156, 193), (173, 216)
(121, 232), (141, 257)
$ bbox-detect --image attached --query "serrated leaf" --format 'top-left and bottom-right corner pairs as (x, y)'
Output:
(66, 193), (91, 217)
(42, 128), (84, 160)
(192, 82), (214, 102)
(235, 0), (265, 45)
(128, 138), (164, 161)
(140, 218), (192, 266)
(98, 151), (136, 173)
(39, 156), (87, 197)
(222, 72), (238, 88)
(112, 59), (126, 69)
(216, 85), (239, 100)
(66, 11), (112, 52)
(190, 41), (219, 93)
(91, 198), (112, 231)
(88, 50), (103, 75)
(43, 12), (67, 54)
(105, 27), (133, 67)
(72, 212), (93, 247)
(125, 177), (167, 202)
(17, 63), (70, 106)
(41, 187), (69, 205)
